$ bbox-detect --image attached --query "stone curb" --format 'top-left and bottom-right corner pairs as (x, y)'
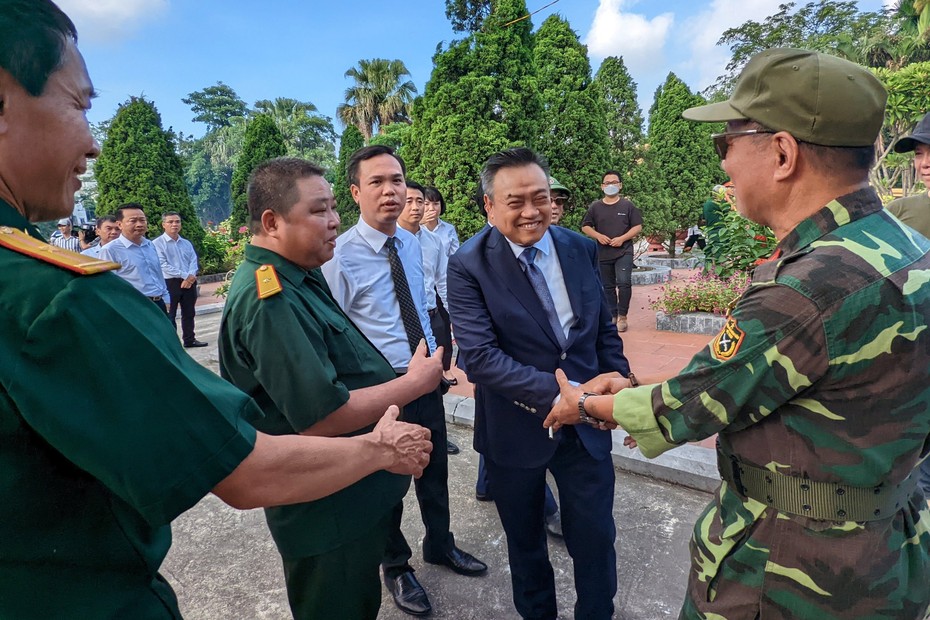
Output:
(195, 303), (225, 316)
(442, 393), (720, 494)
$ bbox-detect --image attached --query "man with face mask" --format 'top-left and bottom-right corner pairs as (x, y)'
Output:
(581, 171), (642, 333)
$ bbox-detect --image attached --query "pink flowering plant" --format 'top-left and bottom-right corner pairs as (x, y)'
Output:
(650, 271), (750, 316)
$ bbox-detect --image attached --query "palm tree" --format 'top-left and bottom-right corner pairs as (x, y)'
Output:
(337, 58), (417, 142)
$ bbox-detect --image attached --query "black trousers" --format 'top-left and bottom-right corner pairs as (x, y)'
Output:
(165, 278), (198, 344)
(382, 388), (454, 577)
(430, 296), (454, 371)
(598, 253), (634, 318)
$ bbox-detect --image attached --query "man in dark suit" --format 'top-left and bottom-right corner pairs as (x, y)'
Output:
(448, 148), (631, 619)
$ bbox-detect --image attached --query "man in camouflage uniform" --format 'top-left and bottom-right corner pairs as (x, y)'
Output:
(545, 48), (930, 619)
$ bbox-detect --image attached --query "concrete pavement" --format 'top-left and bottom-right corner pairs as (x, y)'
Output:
(170, 309), (714, 619)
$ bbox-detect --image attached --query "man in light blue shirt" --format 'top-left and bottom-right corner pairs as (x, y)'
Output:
(322, 145), (487, 618)
(80, 215), (119, 259)
(99, 203), (169, 313)
(153, 212), (206, 348)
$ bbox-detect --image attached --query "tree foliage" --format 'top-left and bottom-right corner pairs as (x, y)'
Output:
(643, 74), (724, 256)
(94, 96), (205, 253)
(337, 59), (417, 141)
(229, 114), (286, 233)
(592, 56), (644, 176)
(334, 124), (365, 230)
(872, 60), (930, 195)
(445, 0), (492, 33)
(181, 81), (248, 131)
(254, 97), (337, 170)
(533, 14), (611, 231)
(406, 0), (541, 240)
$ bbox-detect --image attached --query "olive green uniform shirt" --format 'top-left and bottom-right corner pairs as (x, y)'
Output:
(219, 244), (409, 559)
(887, 191), (930, 239)
(0, 199), (257, 619)
(614, 189), (930, 619)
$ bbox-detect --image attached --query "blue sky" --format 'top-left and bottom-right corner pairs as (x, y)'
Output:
(60, 0), (888, 140)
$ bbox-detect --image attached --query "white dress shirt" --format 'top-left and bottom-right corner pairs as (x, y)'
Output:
(81, 241), (102, 259)
(503, 230), (576, 340)
(414, 226), (449, 312)
(322, 218), (437, 370)
(152, 232), (199, 279)
(98, 235), (169, 298)
(429, 218), (460, 257)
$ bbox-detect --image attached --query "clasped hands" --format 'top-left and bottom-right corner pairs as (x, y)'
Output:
(543, 370), (638, 448)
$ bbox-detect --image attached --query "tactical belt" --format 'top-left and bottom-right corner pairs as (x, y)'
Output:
(717, 449), (917, 522)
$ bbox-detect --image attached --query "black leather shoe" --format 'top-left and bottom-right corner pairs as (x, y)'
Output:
(384, 571), (431, 616)
(426, 546), (487, 576)
(184, 340), (208, 348)
(475, 491), (492, 502)
(545, 511), (564, 539)
(446, 440), (460, 455)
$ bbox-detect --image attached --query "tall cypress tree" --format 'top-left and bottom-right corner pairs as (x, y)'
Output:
(406, 0), (541, 240)
(592, 56), (645, 176)
(334, 124), (365, 230)
(229, 113), (286, 232)
(533, 15), (611, 230)
(643, 73), (723, 256)
(94, 96), (205, 252)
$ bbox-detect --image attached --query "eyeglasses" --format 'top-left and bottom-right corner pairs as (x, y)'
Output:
(711, 129), (774, 160)
(552, 197), (568, 207)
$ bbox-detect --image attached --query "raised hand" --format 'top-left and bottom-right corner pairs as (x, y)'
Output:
(372, 405), (433, 478)
(406, 339), (444, 395)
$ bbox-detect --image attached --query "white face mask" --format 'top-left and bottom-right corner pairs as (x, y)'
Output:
(603, 184), (620, 197)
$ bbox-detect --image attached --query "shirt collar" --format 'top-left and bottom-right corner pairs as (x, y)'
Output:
(356, 216), (401, 254)
(116, 233), (148, 248)
(0, 198), (43, 241)
(504, 229), (553, 260)
(244, 243), (313, 287)
(776, 187), (883, 257)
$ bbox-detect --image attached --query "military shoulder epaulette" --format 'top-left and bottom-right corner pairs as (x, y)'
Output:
(0, 226), (119, 275)
(255, 264), (283, 299)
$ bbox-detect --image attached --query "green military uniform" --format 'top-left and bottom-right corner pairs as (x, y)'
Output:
(888, 193), (930, 240)
(219, 244), (409, 619)
(0, 199), (257, 618)
(614, 189), (930, 619)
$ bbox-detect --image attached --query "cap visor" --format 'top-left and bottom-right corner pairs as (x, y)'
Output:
(682, 100), (747, 123)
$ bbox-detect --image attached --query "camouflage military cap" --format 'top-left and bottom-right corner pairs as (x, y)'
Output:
(683, 48), (887, 147)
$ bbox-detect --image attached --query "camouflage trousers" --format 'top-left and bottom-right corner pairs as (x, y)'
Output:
(677, 484), (930, 620)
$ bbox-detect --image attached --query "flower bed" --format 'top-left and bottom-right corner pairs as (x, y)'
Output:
(651, 271), (749, 315)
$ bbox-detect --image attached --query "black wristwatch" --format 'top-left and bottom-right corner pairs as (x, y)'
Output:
(577, 392), (600, 426)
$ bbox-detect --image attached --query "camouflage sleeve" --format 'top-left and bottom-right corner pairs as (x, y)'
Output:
(613, 281), (830, 458)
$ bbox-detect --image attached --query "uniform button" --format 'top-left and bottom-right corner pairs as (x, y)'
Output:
(530, 408), (537, 413)
(560, 352), (566, 360)
(514, 401), (519, 406)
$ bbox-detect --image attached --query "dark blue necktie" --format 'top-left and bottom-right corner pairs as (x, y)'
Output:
(518, 246), (566, 348)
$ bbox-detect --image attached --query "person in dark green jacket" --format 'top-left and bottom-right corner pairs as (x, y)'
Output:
(0, 3), (433, 618)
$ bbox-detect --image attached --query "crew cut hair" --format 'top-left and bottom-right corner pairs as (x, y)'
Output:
(0, 0), (78, 97)
(480, 147), (549, 200)
(347, 145), (406, 186)
(247, 157), (326, 234)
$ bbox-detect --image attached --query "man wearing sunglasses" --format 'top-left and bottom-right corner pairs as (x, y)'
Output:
(545, 48), (930, 619)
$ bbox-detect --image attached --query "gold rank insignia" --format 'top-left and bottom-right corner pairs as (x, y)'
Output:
(0, 226), (119, 275)
(711, 316), (745, 362)
(255, 264), (283, 299)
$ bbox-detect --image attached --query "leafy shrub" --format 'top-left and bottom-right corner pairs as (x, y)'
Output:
(704, 201), (776, 278)
(651, 271), (750, 316)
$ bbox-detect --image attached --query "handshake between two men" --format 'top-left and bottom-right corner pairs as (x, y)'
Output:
(543, 369), (639, 450)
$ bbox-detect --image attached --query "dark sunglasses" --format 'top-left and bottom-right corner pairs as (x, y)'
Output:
(552, 197), (569, 207)
(711, 129), (774, 160)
